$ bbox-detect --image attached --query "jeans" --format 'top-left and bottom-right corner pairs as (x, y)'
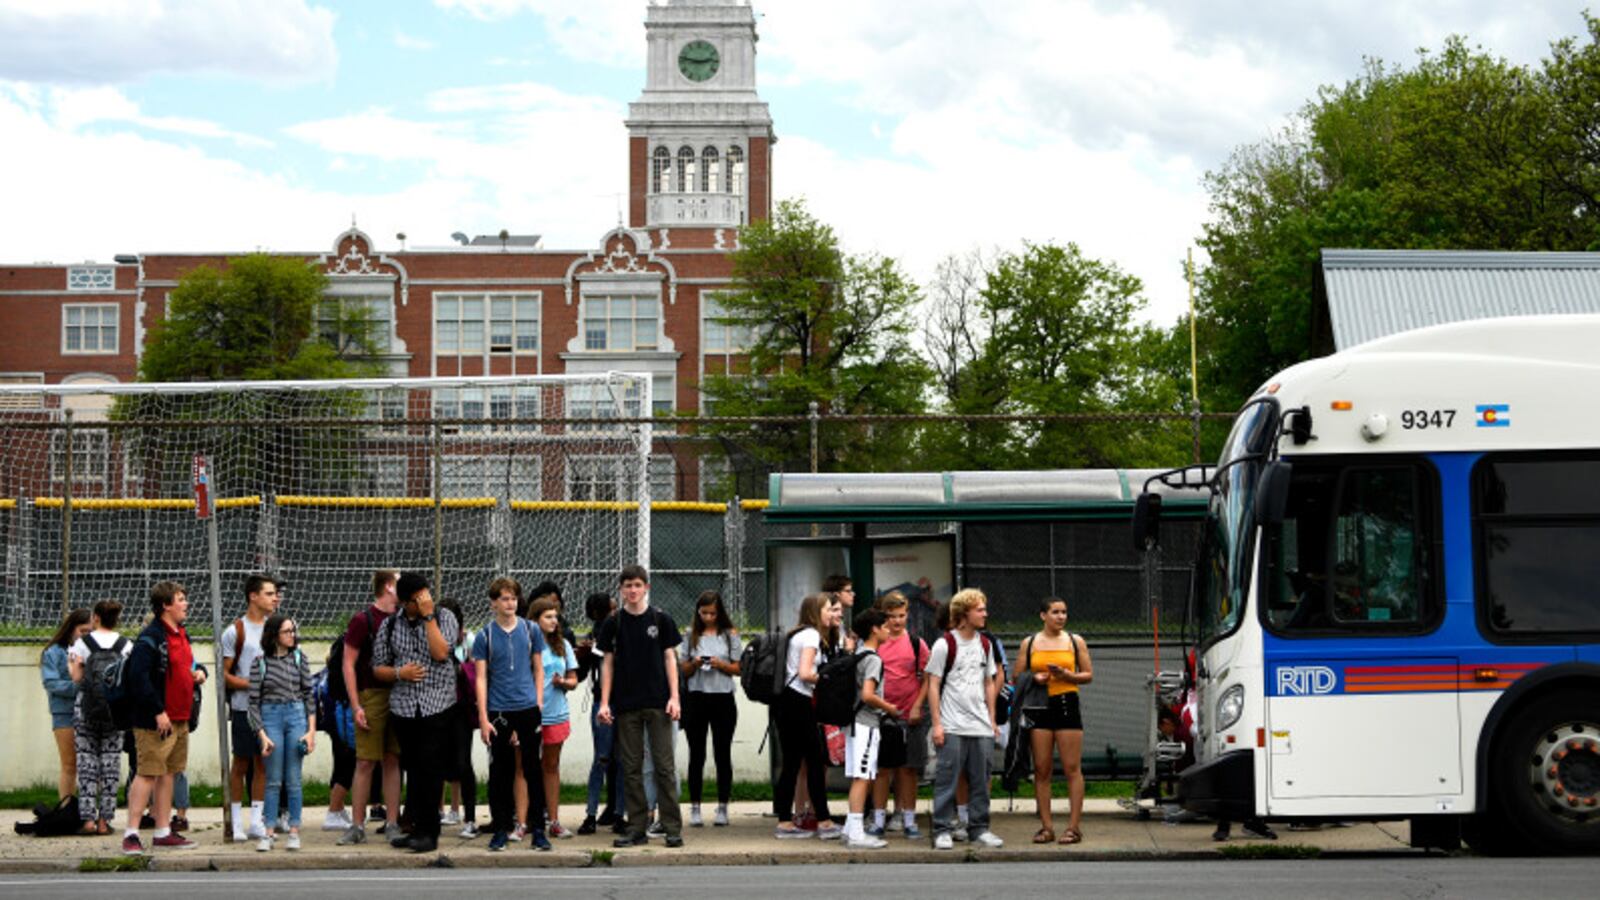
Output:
(486, 707), (544, 834)
(585, 700), (619, 818)
(615, 707), (681, 838)
(683, 691), (737, 805)
(260, 702), (308, 829)
(932, 734), (992, 837)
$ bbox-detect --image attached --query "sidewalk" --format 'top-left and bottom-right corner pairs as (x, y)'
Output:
(0, 800), (1419, 872)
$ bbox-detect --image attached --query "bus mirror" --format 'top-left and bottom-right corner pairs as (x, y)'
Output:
(1133, 492), (1162, 551)
(1255, 460), (1293, 524)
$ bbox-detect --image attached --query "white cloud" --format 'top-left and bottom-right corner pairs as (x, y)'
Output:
(434, 0), (642, 67)
(0, 0), (339, 84)
(394, 31), (436, 51)
(49, 85), (272, 148)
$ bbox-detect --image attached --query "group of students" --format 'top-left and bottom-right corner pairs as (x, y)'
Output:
(770, 583), (1093, 848)
(38, 564), (1094, 855)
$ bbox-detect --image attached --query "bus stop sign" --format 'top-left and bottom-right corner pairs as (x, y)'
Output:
(192, 453), (213, 519)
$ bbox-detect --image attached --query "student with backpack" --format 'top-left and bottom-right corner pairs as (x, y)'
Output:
(1014, 595), (1093, 845)
(67, 600), (128, 835)
(121, 581), (203, 855)
(927, 588), (1003, 850)
(680, 590), (741, 828)
(248, 615), (315, 852)
(596, 565), (685, 849)
(472, 577), (550, 852)
(772, 592), (843, 840)
(868, 591), (929, 839)
(843, 608), (900, 849)
(42, 607), (91, 803)
(221, 573), (280, 842)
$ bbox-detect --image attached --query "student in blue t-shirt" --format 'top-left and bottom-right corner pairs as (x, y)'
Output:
(470, 577), (549, 852)
(530, 596), (580, 838)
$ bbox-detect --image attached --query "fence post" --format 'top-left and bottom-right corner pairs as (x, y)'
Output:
(808, 401), (820, 474)
(432, 419), (443, 590)
(1190, 399), (1203, 465)
(61, 409), (73, 614)
(726, 497), (743, 625)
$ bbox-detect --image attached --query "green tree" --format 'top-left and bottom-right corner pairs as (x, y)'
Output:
(699, 199), (932, 474)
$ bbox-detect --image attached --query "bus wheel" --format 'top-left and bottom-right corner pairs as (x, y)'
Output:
(1493, 690), (1600, 855)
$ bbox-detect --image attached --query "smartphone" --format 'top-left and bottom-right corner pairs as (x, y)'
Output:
(297, 737), (309, 757)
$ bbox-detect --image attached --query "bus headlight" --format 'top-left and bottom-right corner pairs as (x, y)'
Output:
(1215, 684), (1245, 732)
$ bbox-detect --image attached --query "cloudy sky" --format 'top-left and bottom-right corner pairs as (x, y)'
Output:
(0, 0), (1585, 323)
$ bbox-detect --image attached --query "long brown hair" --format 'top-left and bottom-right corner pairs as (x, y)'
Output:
(789, 592), (839, 647)
(42, 607), (91, 664)
(689, 590), (734, 653)
(529, 596), (565, 656)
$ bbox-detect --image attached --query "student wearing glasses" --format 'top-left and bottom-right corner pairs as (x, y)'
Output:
(249, 614), (316, 852)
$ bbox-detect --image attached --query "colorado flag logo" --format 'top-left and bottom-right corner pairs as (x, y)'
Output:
(1476, 404), (1510, 428)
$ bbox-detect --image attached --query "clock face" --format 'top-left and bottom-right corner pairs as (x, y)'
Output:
(678, 40), (720, 82)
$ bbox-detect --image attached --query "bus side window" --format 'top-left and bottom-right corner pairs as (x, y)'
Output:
(1330, 467), (1426, 625)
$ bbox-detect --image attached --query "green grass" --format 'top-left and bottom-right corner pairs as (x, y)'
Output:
(1216, 843), (1322, 860)
(3, 778), (1135, 810)
(78, 856), (150, 873)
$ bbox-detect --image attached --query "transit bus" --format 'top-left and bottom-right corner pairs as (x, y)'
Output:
(1136, 315), (1600, 854)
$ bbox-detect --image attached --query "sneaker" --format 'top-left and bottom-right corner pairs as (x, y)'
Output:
(140, 814), (156, 829)
(903, 823), (923, 840)
(885, 816), (903, 832)
(864, 823), (885, 838)
(950, 828), (969, 842)
(664, 835), (684, 848)
(459, 822), (479, 839)
(645, 820), (666, 838)
(121, 834), (145, 856)
(170, 815), (189, 832)
(596, 808), (618, 827)
(323, 810), (351, 831)
(548, 822), (573, 839)
(613, 832), (649, 848)
(336, 824), (367, 846)
(152, 832), (198, 850)
(256, 836), (272, 852)
(933, 832), (954, 850)
(713, 807), (729, 827)
(488, 831), (509, 852)
(846, 834), (888, 849)
(510, 823), (526, 842)
(368, 805), (387, 822)
(276, 813), (291, 835)
(577, 815), (597, 835)
(406, 835), (438, 854)
(286, 833), (301, 851)
(973, 831), (1004, 848)
(247, 823), (268, 841)
(1242, 820), (1279, 841)
(774, 826), (814, 839)
(610, 817), (629, 835)
(530, 830), (552, 851)
(388, 828), (412, 849)
(441, 810), (462, 826)
(233, 829), (248, 843)
(689, 806), (703, 827)
(817, 822), (844, 841)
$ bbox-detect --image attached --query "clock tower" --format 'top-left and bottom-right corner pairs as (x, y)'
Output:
(626, 0), (774, 230)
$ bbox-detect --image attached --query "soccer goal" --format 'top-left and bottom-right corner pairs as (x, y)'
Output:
(0, 373), (655, 637)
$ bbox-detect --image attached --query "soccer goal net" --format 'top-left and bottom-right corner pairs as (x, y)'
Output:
(0, 373), (654, 638)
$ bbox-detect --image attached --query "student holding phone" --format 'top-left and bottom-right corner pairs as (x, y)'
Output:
(680, 591), (741, 828)
(1014, 596), (1092, 845)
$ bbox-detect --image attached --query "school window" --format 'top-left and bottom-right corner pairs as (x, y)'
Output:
(318, 295), (392, 354)
(355, 456), (408, 496)
(649, 455), (678, 502)
(653, 145), (673, 193)
(1474, 453), (1600, 637)
(50, 430), (109, 483)
(583, 295), (659, 351)
(677, 146), (696, 193)
(67, 267), (115, 291)
(725, 145), (744, 195)
(699, 455), (733, 502)
(701, 146), (720, 193)
(63, 304), (119, 354)
(567, 456), (633, 502)
(434, 386), (539, 435)
(436, 293), (539, 357)
(363, 388), (409, 432)
(703, 294), (756, 353)
(1263, 460), (1439, 635)
(441, 455), (540, 501)
(0, 373), (45, 410)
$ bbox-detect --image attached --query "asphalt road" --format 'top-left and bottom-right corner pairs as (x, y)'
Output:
(4, 859), (1600, 899)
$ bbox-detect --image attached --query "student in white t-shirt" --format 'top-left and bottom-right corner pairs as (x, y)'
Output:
(843, 608), (900, 849)
(927, 588), (1004, 850)
(772, 592), (843, 840)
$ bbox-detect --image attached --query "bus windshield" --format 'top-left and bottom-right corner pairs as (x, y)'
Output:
(1197, 400), (1279, 644)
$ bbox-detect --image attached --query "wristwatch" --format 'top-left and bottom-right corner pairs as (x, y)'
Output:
(422, 613), (436, 622)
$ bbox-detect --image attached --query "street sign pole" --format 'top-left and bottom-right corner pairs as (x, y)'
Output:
(194, 453), (234, 842)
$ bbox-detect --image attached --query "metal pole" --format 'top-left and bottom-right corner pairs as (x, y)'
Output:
(432, 420), (443, 590)
(808, 401), (819, 474)
(200, 454), (235, 841)
(1191, 399), (1203, 466)
(636, 374), (652, 568)
(61, 409), (73, 614)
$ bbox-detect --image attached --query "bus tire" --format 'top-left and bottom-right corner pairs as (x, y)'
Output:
(1490, 689), (1600, 855)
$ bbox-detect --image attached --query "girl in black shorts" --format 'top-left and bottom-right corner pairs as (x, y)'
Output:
(1014, 596), (1093, 845)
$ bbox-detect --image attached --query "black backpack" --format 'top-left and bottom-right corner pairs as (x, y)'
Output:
(738, 631), (792, 705)
(325, 608), (376, 705)
(12, 796), (82, 837)
(80, 635), (131, 733)
(814, 650), (876, 727)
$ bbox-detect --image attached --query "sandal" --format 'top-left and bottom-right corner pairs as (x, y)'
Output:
(1032, 827), (1055, 844)
(1059, 827), (1083, 845)
(77, 822), (99, 836)
(97, 821), (112, 835)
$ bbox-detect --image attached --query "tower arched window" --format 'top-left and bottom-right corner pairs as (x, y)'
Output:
(652, 146), (672, 193)
(701, 146), (719, 193)
(726, 145), (745, 195)
(677, 146), (696, 194)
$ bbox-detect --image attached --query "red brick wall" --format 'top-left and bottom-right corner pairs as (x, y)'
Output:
(0, 265), (140, 383)
(629, 137), (648, 228)
(748, 136), (771, 222)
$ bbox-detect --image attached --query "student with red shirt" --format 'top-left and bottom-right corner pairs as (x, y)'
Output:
(121, 581), (203, 855)
(869, 591), (929, 838)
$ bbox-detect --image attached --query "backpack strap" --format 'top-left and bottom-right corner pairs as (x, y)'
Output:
(225, 618), (245, 673)
(940, 631), (957, 680)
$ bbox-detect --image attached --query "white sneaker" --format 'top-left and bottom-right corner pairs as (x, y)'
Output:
(233, 829), (248, 843)
(276, 813), (290, 834)
(322, 810), (350, 831)
(973, 831), (1004, 848)
(884, 816), (902, 832)
(255, 836), (272, 852)
(247, 823), (268, 841)
(951, 828), (969, 842)
(933, 832), (954, 850)
(846, 834), (888, 849)
(441, 810), (462, 826)
(689, 806), (703, 827)
(816, 822), (844, 841)
(713, 806), (729, 827)
(459, 822), (479, 839)
(285, 833), (301, 851)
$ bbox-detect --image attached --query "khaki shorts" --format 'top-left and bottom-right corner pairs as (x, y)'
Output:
(134, 723), (190, 777)
(355, 688), (400, 761)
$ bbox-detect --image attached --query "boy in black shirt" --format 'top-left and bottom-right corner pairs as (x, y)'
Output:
(596, 565), (684, 848)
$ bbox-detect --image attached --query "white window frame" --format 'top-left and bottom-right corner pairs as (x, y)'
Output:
(0, 373), (45, 410)
(433, 385), (541, 436)
(62, 303), (119, 354)
(319, 293), (394, 355)
(67, 266), (115, 291)
(435, 292), (540, 364)
(648, 454), (678, 502)
(582, 293), (660, 352)
(50, 429), (109, 484)
(702, 293), (755, 354)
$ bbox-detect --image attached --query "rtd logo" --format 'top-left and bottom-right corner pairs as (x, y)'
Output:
(1276, 665), (1338, 696)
